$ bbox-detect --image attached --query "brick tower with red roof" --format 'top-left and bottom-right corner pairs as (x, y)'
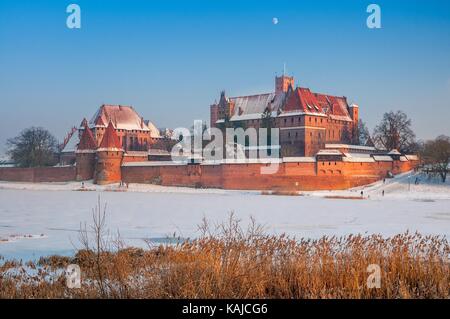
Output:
(94, 121), (124, 185)
(75, 124), (97, 181)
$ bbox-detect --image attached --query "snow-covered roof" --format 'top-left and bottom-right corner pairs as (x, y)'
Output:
(228, 92), (286, 121)
(278, 110), (327, 118)
(0, 156), (14, 167)
(61, 133), (79, 153)
(145, 120), (161, 138)
(316, 149), (343, 156)
(325, 144), (377, 152)
(124, 151), (148, 157)
(372, 155), (393, 162)
(343, 156), (375, 163)
(388, 149), (401, 155)
(283, 157), (316, 163)
(148, 149), (170, 156)
(405, 154), (419, 161)
(122, 161), (187, 167)
(88, 105), (160, 137)
(222, 158), (282, 164)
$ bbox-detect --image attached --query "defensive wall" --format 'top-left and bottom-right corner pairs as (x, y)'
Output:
(121, 156), (418, 191)
(0, 156), (418, 191)
(0, 166), (76, 183)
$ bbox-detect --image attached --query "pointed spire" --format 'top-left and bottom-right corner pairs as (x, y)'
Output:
(98, 121), (122, 151)
(80, 118), (88, 128)
(94, 115), (106, 127)
(77, 125), (97, 151)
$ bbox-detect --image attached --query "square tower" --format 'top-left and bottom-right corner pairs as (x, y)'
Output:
(275, 75), (294, 94)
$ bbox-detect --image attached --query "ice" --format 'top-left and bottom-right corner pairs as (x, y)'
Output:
(0, 171), (449, 261)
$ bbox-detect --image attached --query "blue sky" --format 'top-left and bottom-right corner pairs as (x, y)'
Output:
(0, 0), (449, 153)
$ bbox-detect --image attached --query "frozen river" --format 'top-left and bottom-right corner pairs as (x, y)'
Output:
(1, 185), (449, 261)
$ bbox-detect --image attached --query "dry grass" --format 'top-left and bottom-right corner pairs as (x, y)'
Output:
(0, 203), (449, 299)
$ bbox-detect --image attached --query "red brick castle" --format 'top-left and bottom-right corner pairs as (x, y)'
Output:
(0, 73), (419, 189)
(73, 104), (163, 184)
(210, 74), (359, 157)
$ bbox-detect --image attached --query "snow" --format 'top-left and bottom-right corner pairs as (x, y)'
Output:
(61, 133), (79, 153)
(0, 171), (449, 261)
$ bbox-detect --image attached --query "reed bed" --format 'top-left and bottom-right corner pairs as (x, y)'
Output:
(0, 206), (449, 299)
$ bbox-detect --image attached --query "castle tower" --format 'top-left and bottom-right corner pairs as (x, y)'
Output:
(275, 75), (294, 94)
(349, 103), (359, 124)
(94, 121), (124, 185)
(75, 124), (97, 181)
(349, 103), (359, 141)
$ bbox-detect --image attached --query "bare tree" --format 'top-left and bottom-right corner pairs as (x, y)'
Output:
(373, 111), (415, 152)
(79, 197), (110, 297)
(341, 119), (370, 146)
(421, 135), (450, 183)
(7, 127), (58, 167)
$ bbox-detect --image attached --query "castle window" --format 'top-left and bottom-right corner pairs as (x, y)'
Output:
(315, 118), (317, 123)
(284, 118), (287, 124)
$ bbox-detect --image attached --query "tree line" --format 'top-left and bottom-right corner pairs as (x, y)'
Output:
(350, 110), (449, 182)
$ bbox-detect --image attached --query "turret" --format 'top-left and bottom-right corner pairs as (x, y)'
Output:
(75, 124), (97, 181)
(94, 121), (123, 185)
(349, 103), (359, 124)
(275, 75), (294, 94)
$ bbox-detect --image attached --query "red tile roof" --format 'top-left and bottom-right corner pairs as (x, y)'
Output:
(77, 125), (97, 151)
(94, 115), (106, 127)
(284, 87), (352, 121)
(98, 121), (122, 151)
(285, 87), (322, 113)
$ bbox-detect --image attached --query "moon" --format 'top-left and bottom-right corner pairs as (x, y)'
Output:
(272, 17), (279, 25)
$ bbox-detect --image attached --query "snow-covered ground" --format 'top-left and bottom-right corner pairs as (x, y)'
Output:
(0, 171), (449, 261)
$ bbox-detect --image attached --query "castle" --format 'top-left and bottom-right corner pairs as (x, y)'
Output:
(0, 74), (420, 189)
(210, 74), (359, 157)
(69, 104), (167, 184)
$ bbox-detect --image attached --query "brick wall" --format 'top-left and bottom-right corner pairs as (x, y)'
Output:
(0, 166), (76, 183)
(1, 159), (418, 190)
(121, 159), (418, 191)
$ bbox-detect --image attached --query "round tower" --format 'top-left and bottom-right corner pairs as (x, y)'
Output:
(76, 124), (97, 181)
(94, 121), (124, 185)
